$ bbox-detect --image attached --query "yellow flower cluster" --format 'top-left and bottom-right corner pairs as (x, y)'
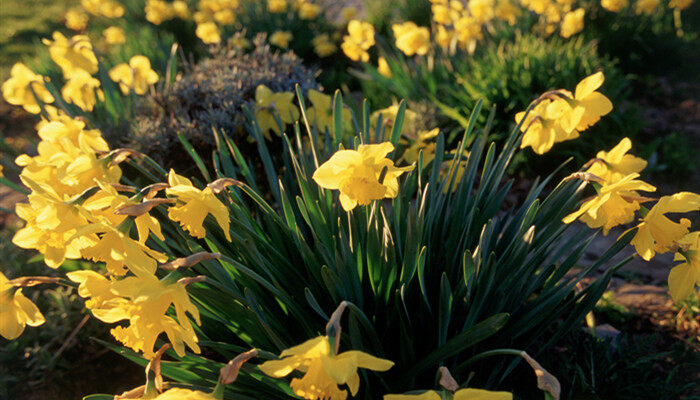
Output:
(109, 55), (160, 95)
(392, 22), (431, 56)
(341, 20), (375, 62)
(146, 0), (191, 25)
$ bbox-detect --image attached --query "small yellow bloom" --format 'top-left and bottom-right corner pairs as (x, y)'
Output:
(392, 22), (431, 56)
(166, 170), (232, 241)
(0, 272), (45, 340)
(82, 0), (125, 18)
(145, 0), (174, 24)
(254, 84), (300, 138)
(270, 30), (293, 48)
(196, 22), (222, 44)
(340, 6), (357, 22)
(435, 25), (456, 50)
(385, 388), (512, 400)
(635, 0), (659, 14)
(260, 335), (393, 400)
(61, 69), (104, 111)
(2, 63), (54, 114)
(586, 138), (647, 183)
(43, 32), (98, 77)
(454, 16), (483, 52)
(629, 192), (700, 260)
(109, 55), (159, 95)
(299, 2), (321, 19)
(313, 142), (414, 211)
(563, 173), (656, 234)
(560, 8), (585, 38)
(65, 8), (89, 31)
(341, 20), (375, 62)
(312, 34), (337, 57)
(306, 89), (352, 134)
(172, 0), (191, 18)
(495, 0), (521, 24)
(377, 57), (392, 78)
(103, 26), (126, 45)
(268, 0), (288, 13)
(601, 0), (628, 11)
(668, 232), (699, 302)
(669, 0), (692, 9)
(468, 0), (495, 23)
(401, 128), (440, 164)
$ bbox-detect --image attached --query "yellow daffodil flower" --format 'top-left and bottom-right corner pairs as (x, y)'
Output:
(586, 138), (647, 183)
(468, 0), (495, 23)
(1, 63), (54, 114)
(82, 0), (125, 18)
(377, 56), (392, 78)
(269, 30), (293, 48)
(635, 0), (659, 14)
(172, 0), (191, 18)
(65, 8), (89, 31)
(341, 20), (375, 62)
(392, 22), (431, 56)
(312, 34), (337, 57)
(253, 84), (299, 138)
(401, 128), (440, 165)
(668, 232), (699, 302)
(299, 2), (321, 19)
(306, 89), (352, 134)
(371, 103), (420, 131)
(563, 173), (656, 234)
(495, 0), (521, 24)
(515, 99), (573, 155)
(196, 22), (222, 44)
(61, 69), (104, 111)
(560, 8), (585, 38)
(0, 271), (45, 340)
(165, 170), (232, 241)
(629, 192), (700, 260)
(454, 16), (483, 52)
(66, 270), (118, 309)
(103, 26), (126, 45)
(268, 0), (288, 13)
(43, 32), (98, 77)
(145, 0), (174, 24)
(385, 388), (512, 400)
(109, 55), (159, 95)
(260, 335), (393, 400)
(550, 72), (613, 133)
(601, 0), (628, 11)
(312, 142), (414, 211)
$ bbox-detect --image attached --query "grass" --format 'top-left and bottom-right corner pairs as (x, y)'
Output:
(0, 0), (77, 81)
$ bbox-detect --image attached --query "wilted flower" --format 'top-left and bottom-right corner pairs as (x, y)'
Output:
(560, 8), (584, 38)
(392, 22), (431, 56)
(253, 84), (299, 138)
(563, 173), (656, 234)
(43, 32), (98, 76)
(1, 63), (54, 114)
(61, 69), (104, 111)
(341, 20), (375, 62)
(629, 192), (700, 260)
(668, 232), (699, 302)
(313, 142), (414, 211)
(0, 271), (45, 340)
(103, 26), (126, 44)
(269, 30), (293, 48)
(260, 335), (393, 400)
(109, 55), (159, 95)
(196, 22), (222, 44)
(586, 138), (647, 183)
(165, 170), (232, 241)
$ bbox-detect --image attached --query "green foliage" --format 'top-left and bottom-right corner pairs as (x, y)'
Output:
(115, 94), (634, 397)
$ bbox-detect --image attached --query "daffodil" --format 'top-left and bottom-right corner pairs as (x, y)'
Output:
(269, 30), (293, 48)
(468, 0), (495, 23)
(260, 335), (393, 400)
(392, 22), (431, 56)
(377, 57), (392, 78)
(145, 0), (174, 24)
(495, 0), (520, 24)
(341, 20), (375, 62)
(551, 72), (613, 133)
(454, 16), (483, 52)
(515, 99), (573, 155)
(560, 8), (585, 38)
(312, 142), (414, 211)
(65, 8), (89, 31)
(0, 271), (45, 340)
(165, 170), (232, 241)
(401, 128), (440, 164)
(155, 388), (216, 400)
(109, 55), (159, 95)
(253, 84), (299, 138)
(196, 22), (221, 44)
(371, 104), (420, 132)
(385, 388), (512, 400)
(669, 0), (692, 9)
(43, 32), (98, 76)
(586, 138), (647, 183)
(103, 26), (126, 45)
(601, 0), (628, 11)
(629, 192), (700, 260)
(306, 89), (352, 134)
(312, 34), (337, 57)
(268, 0), (288, 12)
(668, 232), (699, 302)
(61, 69), (104, 111)
(1, 63), (54, 114)
(563, 173), (656, 234)
(298, 2), (321, 19)
(82, 0), (125, 17)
